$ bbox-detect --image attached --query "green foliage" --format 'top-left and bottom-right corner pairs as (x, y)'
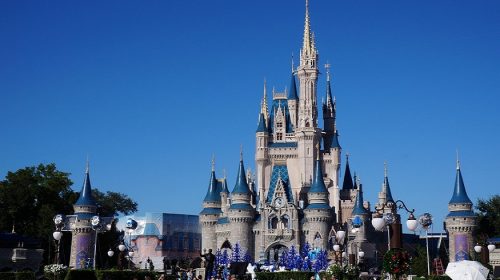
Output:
(0, 272), (16, 280)
(411, 245), (429, 277)
(13, 271), (35, 280)
(256, 271), (314, 280)
(0, 272), (36, 280)
(63, 270), (97, 280)
(92, 189), (138, 217)
(95, 270), (159, 280)
(476, 195), (500, 240)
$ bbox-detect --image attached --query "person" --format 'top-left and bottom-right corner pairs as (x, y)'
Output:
(158, 275), (165, 280)
(200, 249), (215, 280)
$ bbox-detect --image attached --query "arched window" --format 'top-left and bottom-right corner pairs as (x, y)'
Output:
(281, 215), (290, 229)
(269, 216), (279, 229)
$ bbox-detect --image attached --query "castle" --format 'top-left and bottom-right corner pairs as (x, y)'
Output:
(198, 0), (478, 265)
(199, 0), (380, 263)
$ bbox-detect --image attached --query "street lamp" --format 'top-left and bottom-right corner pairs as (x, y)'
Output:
(53, 214), (65, 265)
(372, 200), (416, 250)
(89, 215), (115, 270)
(418, 213), (433, 276)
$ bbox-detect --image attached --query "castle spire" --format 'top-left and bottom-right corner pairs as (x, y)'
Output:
(203, 157), (221, 203)
(342, 154), (354, 190)
(352, 179), (369, 215)
(309, 158), (328, 193)
(261, 79), (269, 121)
(449, 161), (472, 204)
(232, 153), (251, 194)
(302, 0), (313, 55)
(382, 162), (394, 203)
(75, 160), (96, 206)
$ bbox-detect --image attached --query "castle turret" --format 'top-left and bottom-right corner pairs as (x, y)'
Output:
(445, 160), (477, 262)
(70, 162), (98, 269)
(228, 154), (255, 258)
(288, 72), (299, 129)
(199, 159), (222, 251)
(377, 163), (395, 213)
(304, 157), (332, 250)
(351, 179), (369, 242)
(256, 83), (270, 206)
(339, 155), (356, 223)
(322, 65), (336, 149)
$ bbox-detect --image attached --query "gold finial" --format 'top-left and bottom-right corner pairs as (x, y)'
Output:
(346, 152), (350, 162)
(240, 145), (243, 161)
(211, 154), (215, 172)
(223, 168), (226, 179)
(291, 53), (295, 73)
(325, 62), (331, 82)
(384, 161), (388, 177)
(456, 149), (460, 170)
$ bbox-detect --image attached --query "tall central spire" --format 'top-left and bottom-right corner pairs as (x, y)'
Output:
(302, 0), (313, 55)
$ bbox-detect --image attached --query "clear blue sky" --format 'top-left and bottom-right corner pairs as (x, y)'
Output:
(1, 0), (499, 233)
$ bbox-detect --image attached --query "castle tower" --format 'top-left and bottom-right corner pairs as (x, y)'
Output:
(322, 65), (336, 150)
(376, 163), (395, 213)
(228, 154), (255, 258)
(199, 159), (222, 251)
(296, 0), (321, 188)
(70, 163), (98, 269)
(255, 83), (270, 206)
(304, 156), (332, 250)
(339, 155), (356, 223)
(351, 180), (369, 242)
(445, 160), (477, 262)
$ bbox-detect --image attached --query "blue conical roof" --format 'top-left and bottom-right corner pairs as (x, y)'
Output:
(203, 170), (221, 203)
(342, 158), (354, 190)
(75, 167), (96, 206)
(288, 73), (298, 100)
(330, 131), (341, 149)
(309, 159), (328, 193)
(220, 178), (229, 194)
(232, 160), (251, 194)
(256, 113), (267, 133)
(449, 166), (472, 204)
(352, 183), (369, 215)
(384, 175), (394, 203)
(326, 80), (334, 107)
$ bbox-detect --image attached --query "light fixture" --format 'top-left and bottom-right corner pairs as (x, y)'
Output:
(118, 244), (126, 252)
(487, 244), (496, 252)
(128, 251), (134, 257)
(341, 252), (346, 258)
(358, 251), (365, 258)
(333, 244), (340, 252)
(406, 213), (418, 231)
(474, 244), (482, 253)
(53, 231), (63, 241)
(107, 249), (114, 257)
(372, 216), (385, 231)
(336, 230), (346, 241)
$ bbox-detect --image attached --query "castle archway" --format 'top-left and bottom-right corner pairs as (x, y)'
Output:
(265, 243), (288, 264)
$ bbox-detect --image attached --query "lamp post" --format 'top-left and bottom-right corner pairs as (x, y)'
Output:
(474, 242), (497, 265)
(90, 215), (115, 270)
(372, 200), (417, 250)
(332, 225), (347, 265)
(417, 213), (433, 276)
(53, 214), (64, 265)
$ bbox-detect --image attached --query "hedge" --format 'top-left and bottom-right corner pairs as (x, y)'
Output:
(95, 270), (161, 280)
(256, 271), (315, 280)
(0, 272), (35, 280)
(63, 270), (97, 280)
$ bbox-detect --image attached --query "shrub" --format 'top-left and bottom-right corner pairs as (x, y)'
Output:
(0, 272), (35, 280)
(44, 264), (68, 280)
(14, 271), (35, 280)
(95, 270), (159, 280)
(256, 271), (314, 280)
(0, 272), (16, 280)
(63, 270), (97, 280)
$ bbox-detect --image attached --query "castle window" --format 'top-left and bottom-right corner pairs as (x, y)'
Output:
(270, 216), (279, 229)
(277, 122), (283, 128)
(277, 133), (283, 141)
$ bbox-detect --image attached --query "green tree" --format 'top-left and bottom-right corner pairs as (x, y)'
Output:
(410, 245), (428, 277)
(476, 195), (500, 240)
